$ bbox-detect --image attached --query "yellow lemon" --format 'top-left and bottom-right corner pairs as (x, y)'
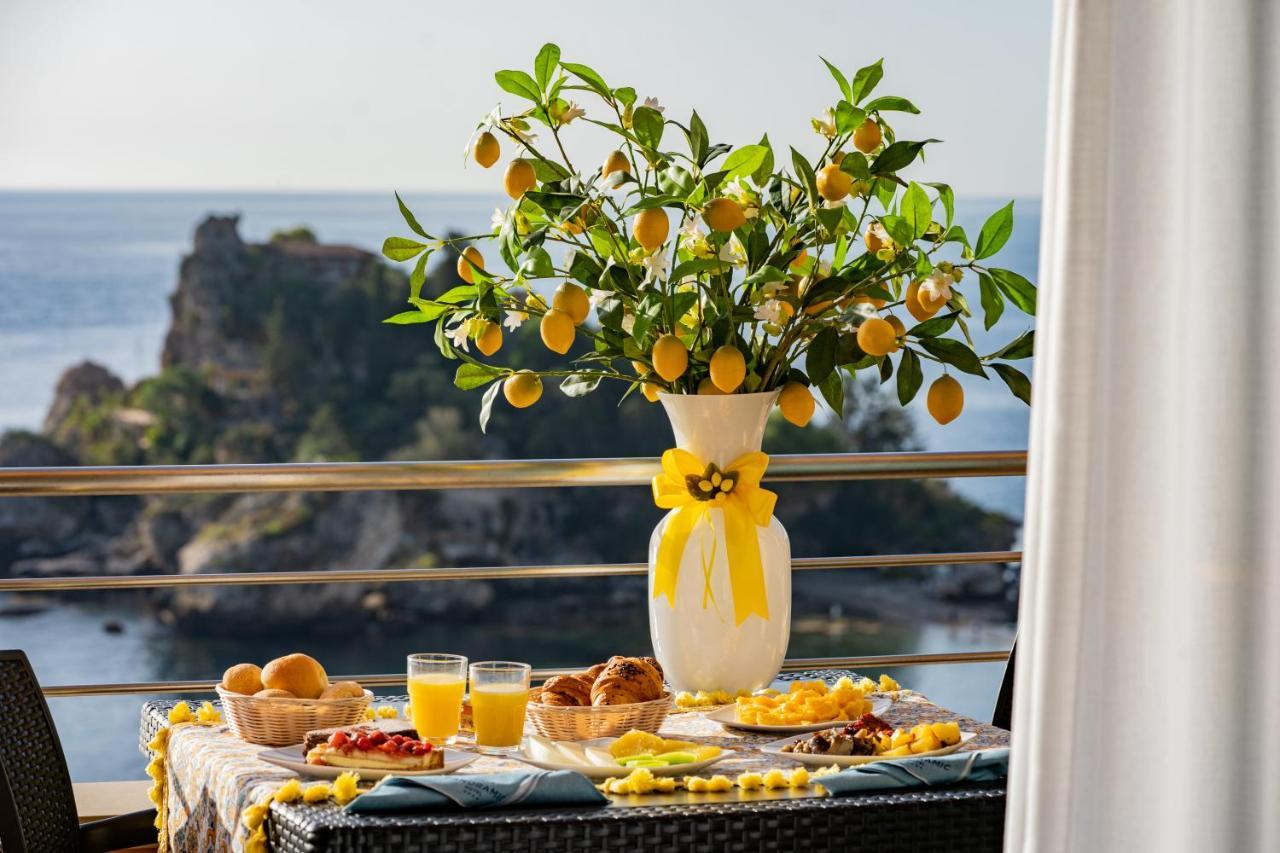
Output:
(816, 164), (852, 202)
(631, 360), (650, 376)
(905, 281), (940, 323)
(503, 371), (543, 408)
(504, 159), (537, 199)
(704, 198), (746, 233)
(927, 375), (964, 425)
(917, 284), (949, 313)
(641, 380), (661, 402)
(539, 308), (575, 354)
(853, 118), (882, 154)
(864, 227), (885, 254)
(634, 208), (669, 253)
(525, 290), (547, 312)
(885, 315), (906, 353)
(456, 247), (484, 284)
(778, 381), (816, 427)
(473, 131), (500, 168)
(708, 345), (746, 393)
(652, 334), (689, 382)
(697, 377), (728, 395)
(474, 319), (502, 356)
(857, 317), (897, 357)
(790, 247), (808, 269)
(602, 149), (631, 180)
(552, 282), (590, 325)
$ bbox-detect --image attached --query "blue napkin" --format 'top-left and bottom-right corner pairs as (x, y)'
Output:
(345, 770), (607, 813)
(819, 748), (1009, 795)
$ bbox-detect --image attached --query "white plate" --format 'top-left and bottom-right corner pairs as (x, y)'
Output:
(760, 730), (978, 766)
(704, 695), (894, 734)
(510, 737), (730, 781)
(257, 744), (479, 781)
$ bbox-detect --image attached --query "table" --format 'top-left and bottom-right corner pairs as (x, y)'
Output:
(139, 671), (1009, 852)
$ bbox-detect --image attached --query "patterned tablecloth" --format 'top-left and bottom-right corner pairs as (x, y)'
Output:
(140, 672), (1010, 853)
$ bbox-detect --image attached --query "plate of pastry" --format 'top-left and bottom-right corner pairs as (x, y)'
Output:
(258, 722), (478, 780)
(760, 715), (976, 766)
(704, 676), (894, 734)
(511, 730), (730, 781)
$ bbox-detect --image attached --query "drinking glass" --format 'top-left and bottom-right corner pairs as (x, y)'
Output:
(407, 653), (467, 744)
(469, 661), (532, 749)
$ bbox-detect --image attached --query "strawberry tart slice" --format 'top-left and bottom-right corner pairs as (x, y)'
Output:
(305, 727), (444, 771)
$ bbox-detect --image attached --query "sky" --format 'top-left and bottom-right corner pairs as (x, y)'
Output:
(0, 0), (1051, 197)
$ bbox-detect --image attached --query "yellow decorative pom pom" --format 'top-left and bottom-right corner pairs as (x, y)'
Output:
(363, 707), (375, 721)
(273, 779), (303, 803)
(685, 776), (710, 793)
(736, 772), (763, 791)
(196, 701), (222, 725)
(879, 674), (901, 692)
(626, 768), (657, 794)
(812, 763), (843, 779)
(607, 778), (630, 795)
(245, 832), (268, 853)
(242, 802), (269, 831)
(167, 701), (193, 725)
(762, 769), (789, 789)
(675, 691), (696, 708)
(375, 705), (399, 719)
(147, 728), (170, 753)
(303, 783), (333, 804)
(706, 775), (733, 793)
(145, 757), (164, 781)
(147, 783), (163, 806)
(332, 771), (361, 805)
(654, 777), (677, 793)
(788, 767), (810, 788)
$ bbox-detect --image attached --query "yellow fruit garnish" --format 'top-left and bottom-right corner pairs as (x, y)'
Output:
(703, 198), (746, 233)
(539, 308), (575, 354)
(456, 246), (484, 283)
(708, 345), (746, 393)
(473, 131), (500, 168)
(633, 208), (669, 252)
(503, 371), (543, 409)
(927, 375), (964, 425)
(503, 159), (537, 199)
(651, 334), (689, 382)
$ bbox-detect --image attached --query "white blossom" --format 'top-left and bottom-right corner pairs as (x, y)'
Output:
(490, 208), (506, 232)
(621, 311), (636, 334)
(641, 251), (670, 284)
(559, 102), (586, 124)
(718, 235), (747, 266)
(642, 96), (664, 114)
(503, 310), (527, 331)
(445, 321), (471, 351)
(588, 288), (610, 308)
(812, 108), (837, 139)
(920, 270), (954, 304)
(754, 299), (785, 324)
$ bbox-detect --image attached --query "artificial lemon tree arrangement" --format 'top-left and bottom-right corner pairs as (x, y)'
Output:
(382, 44), (1034, 433)
(382, 45), (1035, 693)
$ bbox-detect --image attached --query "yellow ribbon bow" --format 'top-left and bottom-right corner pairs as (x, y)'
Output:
(651, 448), (777, 626)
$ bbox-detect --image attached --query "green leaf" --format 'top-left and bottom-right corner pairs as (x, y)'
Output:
(901, 182), (932, 239)
(533, 43), (561, 91)
(924, 182), (954, 229)
(612, 86), (637, 107)
(495, 69), (542, 102)
(833, 100), (866, 135)
(520, 245), (555, 278)
(563, 61), (611, 98)
(989, 330), (1034, 360)
(560, 373), (602, 397)
(849, 58), (884, 104)
(878, 214), (915, 247)
(807, 327), (838, 385)
(919, 338), (987, 377)
(978, 273), (1005, 330)
(821, 56), (852, 101)
(382, 236), (429, 262)
(989, 267), (1037, 314)
(722, 144), (769, 181)
(477, 379), (503, 433)
(863, 95), (920, 114)
(454, 362), (504, 390)
(897, 348), (923, 404)
(974, 201), (1015, 259)
(870, 139), (938, 175)
(436, 285), (478, 304)
(817, 370), (844, 415)
(383, 310), (432, 325)
(687, 110), (709, 165)
(790, 148), (819, 204)
(992, 363), (1032, 405)
(632, 106), (664, 149)
(395, 192), (431, 239)
(408, 251), (430, 300)
(659, 164), (695, 198)
(407, 298), (449, 321)
(907, 312), (957, 338)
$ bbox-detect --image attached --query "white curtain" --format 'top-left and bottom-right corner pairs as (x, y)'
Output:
(1007, 0), (1280, 850)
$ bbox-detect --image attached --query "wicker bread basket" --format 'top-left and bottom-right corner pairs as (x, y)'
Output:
(526, 692), (673, 740)
(217, 686), (373, 746)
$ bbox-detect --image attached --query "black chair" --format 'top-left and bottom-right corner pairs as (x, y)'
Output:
(991, 639), (1016, 731)
(0, 649), (156, 853)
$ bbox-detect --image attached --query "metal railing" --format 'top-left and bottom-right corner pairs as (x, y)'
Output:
(0, 450), (1026, 698)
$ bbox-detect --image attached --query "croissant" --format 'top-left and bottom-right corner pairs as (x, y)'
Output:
(590, 657), (663, 706)
(640, 656), (664, 681)
(540, 674), (593, 706)
(583, 662), (608, 681)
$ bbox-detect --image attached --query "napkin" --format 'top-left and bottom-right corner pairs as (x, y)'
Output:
(344, 770), (608, 813)
(818, 748), (1009, 796)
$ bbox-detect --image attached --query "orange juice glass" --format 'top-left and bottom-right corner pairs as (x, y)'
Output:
(407, 653), (467, 744)
(469, 661), (532, 749)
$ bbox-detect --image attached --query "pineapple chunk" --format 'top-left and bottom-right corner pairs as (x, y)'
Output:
(885, 745), (913, 757)
(692, 745), (722, 761)
(609, 731), (666, 758)
(910, 731), (941, 754)
(931, 721), (962, 745)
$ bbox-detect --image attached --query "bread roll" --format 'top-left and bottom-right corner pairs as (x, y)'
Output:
(221, 662), (264, 695)
(261, 653), (328, 699)
(319, 680), (365, 700)
(254, 688), (296, 699)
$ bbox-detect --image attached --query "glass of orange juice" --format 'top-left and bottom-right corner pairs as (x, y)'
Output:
(407, 653), (467, 744)
(469, 661), (532, 750)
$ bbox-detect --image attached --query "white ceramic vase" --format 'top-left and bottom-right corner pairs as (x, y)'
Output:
(647, 391), (791, 694)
